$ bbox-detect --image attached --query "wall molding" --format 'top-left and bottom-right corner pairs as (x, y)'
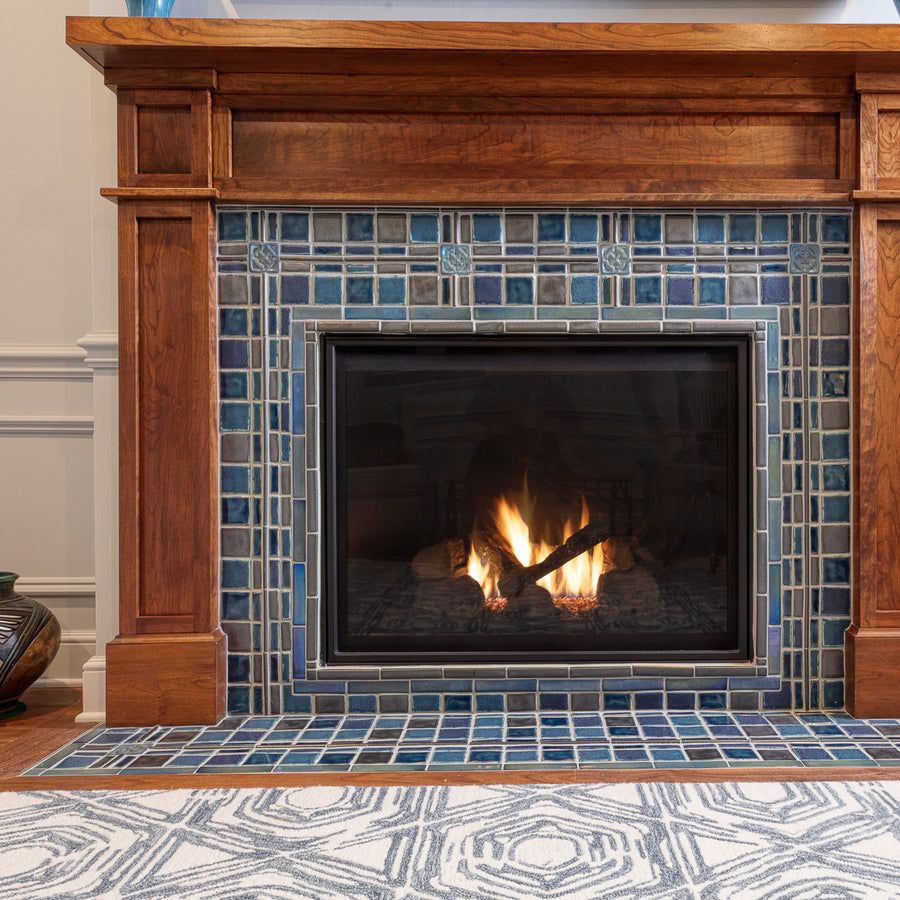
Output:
(76, 331), (118, 370)
(0, 345), (91, 381)
(14, 577), (96, 599)
(0, 416), (93, 437)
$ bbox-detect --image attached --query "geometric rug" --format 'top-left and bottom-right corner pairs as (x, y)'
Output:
(3, 783), (900, 899)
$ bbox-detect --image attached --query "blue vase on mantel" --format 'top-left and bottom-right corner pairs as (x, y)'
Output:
(126, 0), (175, 15)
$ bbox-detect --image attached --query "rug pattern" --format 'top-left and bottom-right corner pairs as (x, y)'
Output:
(2, 783), (900, 899)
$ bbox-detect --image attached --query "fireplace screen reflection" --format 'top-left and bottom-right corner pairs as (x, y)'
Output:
(324, 336), (749, 663)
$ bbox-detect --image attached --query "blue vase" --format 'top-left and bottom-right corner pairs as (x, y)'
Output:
(126, 0), (175, 15)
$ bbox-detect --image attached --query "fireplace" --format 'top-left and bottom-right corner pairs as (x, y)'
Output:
(324, 334), (750, 663)
(66, 18), (900, 724)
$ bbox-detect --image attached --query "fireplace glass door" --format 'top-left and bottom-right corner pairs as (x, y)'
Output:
(323, 335), (750, 663)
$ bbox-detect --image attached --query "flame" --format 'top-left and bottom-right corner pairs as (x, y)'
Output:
(467, 486), (610, 615)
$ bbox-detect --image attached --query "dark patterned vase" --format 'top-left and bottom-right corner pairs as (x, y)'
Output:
(0, 573), (61, 714)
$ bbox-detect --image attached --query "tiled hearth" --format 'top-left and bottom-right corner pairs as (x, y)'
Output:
(216, 207), (852, 718)
(27, 711), (900, 776)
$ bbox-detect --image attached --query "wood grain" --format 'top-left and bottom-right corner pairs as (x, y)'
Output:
(229, 111), (839, 185)
(216, 73), (851, 99)
(63, 18), (900, 58)
(846, 626), (900, 717)
(875, 219), (900, 613)
(0, 687), (88, 784)
(106, 632), (226, 726)
(137, 105), (191, 174)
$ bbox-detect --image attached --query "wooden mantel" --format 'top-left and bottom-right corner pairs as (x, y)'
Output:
(67, 17), (900, 723)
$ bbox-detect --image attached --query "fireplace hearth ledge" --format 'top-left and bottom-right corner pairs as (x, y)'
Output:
(64, 18), (900, 724)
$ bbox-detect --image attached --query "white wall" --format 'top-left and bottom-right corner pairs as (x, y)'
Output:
(0, 0), (117, 704)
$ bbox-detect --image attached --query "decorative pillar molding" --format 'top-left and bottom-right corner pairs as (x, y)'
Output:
(846, 75), (900, 717)
(75, 331), (118, 723)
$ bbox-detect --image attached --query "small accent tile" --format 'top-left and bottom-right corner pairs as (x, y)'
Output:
(249, 242), (281, 273)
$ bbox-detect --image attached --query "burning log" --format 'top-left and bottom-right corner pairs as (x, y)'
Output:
(411, 537), (468, 580)
(497, 518), (611, 598)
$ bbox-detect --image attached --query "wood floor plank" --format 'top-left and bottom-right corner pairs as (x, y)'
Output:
(0, 687), (90, 784)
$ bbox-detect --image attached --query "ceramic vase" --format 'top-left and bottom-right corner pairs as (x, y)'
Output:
(126, 0), (175, 15)
(0, 573), (61, 714)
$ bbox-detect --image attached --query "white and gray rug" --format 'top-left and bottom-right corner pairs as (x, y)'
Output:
(2, 782), (900, 899)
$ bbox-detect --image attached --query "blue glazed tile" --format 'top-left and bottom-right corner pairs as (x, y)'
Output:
(633, 214), (661, 243)
(221, 372), (249, 400)
(378, 277), (406, 304)
(473, 276), (502, 304)
(506, 277), (534, 304)
(697, 215), (725, 243)
(822, 433), (850, 460)
(221, 560), (250, 590)
(569, 214), (599, 243)
(822, 215), (850, 243)
(538, 214), (566, 242)
(614, 748), (650, 762)
(729, 215), (757, 242)
(823, 558), (850, 584)
(219, 212), (248, 242)
(281, 275), (310, 304)
(473, 214), (502, 243)
(219, 340), (249, 369)
(220, 308), (248, 335)
(444, 696), (473, 712)
(761, 215), (789, 243)
(571, 275), (599, 304)
(346, 277), (374, 304)
(410, 214), (439, 243)
(346, 213), (374, 242)
(651, 747), (688, 762)
(699, 278), (726, 304)
(281, 213), (309, 241)
(313, 276), (342, 304)
(634, 276), (661, 304)
(542, 747), (576, 762)
(666, 277), (694, 305)
(761, 276), (790, 304)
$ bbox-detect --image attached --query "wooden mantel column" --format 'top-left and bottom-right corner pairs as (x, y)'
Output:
(104, 76), (226, 725)
(847, 74), (900, 717)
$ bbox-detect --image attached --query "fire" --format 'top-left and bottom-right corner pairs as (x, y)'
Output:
(467, 485), (610, 615)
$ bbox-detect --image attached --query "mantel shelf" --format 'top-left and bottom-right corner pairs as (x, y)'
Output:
(67, 18), (900, 78)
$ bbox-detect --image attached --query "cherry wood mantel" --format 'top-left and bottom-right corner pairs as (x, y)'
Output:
(67, 17), (900, 723)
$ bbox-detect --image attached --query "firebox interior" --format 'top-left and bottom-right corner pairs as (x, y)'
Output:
(324, 335), (750, 664)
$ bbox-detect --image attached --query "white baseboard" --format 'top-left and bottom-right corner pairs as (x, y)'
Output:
(77, 655), (107, 724)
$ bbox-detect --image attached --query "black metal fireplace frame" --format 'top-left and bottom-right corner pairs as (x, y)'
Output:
(322, 332), (752, 665)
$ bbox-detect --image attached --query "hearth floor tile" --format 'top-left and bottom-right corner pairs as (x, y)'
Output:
(23, 712), (900, 776)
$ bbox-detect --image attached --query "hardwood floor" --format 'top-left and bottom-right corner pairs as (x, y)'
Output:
(4, 687), (900, 790)
(0, 686), (89, 784)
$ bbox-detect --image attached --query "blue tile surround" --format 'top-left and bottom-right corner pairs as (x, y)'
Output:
(216, 208), (852, 717)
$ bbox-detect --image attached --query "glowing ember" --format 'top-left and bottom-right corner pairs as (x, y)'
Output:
(551, 595), (600, 617)
(467, 484), (610, 613)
